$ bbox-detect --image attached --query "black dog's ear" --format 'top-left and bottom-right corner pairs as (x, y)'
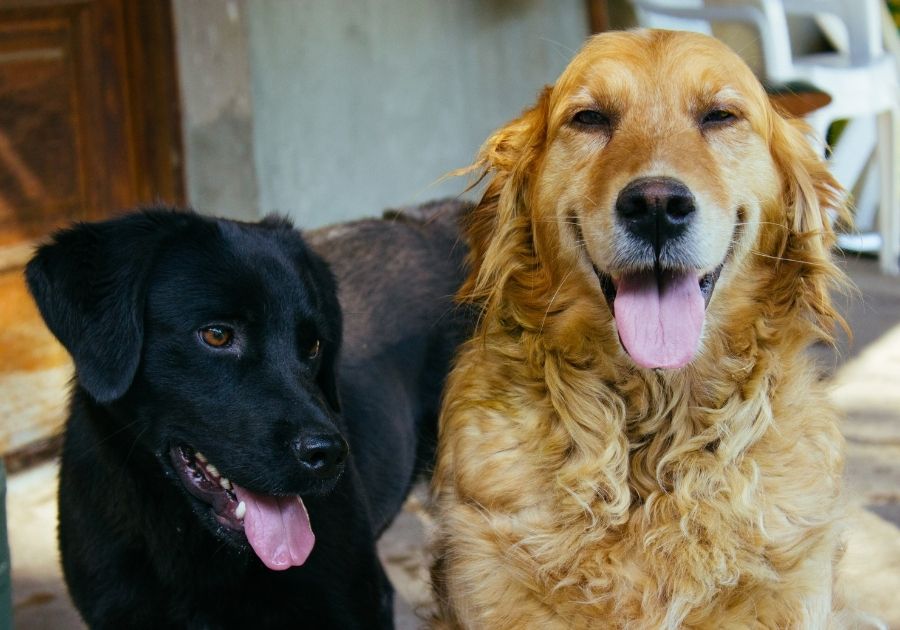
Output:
(25, 211), (182, 403)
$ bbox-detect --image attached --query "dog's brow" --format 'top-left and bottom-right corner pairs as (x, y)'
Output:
(562, 85), (621, 116)
(572, 85), (598, 104)
(692, 85), (749, 117)
(714, 86), (743, 103)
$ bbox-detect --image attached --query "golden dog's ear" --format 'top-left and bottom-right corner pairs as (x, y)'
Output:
(460, 86), (552, 310)
(770, 116), (847, 242)
(767, 114), (849, 342)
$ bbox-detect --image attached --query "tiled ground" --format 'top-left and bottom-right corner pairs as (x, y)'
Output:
(6, 254), (900, 629)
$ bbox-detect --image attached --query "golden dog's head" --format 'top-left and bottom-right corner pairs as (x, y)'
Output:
(463, 30), (846, 370)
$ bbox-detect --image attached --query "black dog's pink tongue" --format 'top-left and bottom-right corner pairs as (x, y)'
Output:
(613, 269), (704, 369)
(233, 485), (314, 571)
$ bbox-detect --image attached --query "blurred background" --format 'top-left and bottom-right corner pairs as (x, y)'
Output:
(0, 0), (899, 628)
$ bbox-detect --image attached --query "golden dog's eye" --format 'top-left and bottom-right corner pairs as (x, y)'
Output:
(199, 326), (233, 348)
(308, 339), (321, 360)
(701, 109), (736, 127)
(571, 110), (610, 128)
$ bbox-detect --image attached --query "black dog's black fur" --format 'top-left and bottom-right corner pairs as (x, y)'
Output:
(26, 200), (470, 629)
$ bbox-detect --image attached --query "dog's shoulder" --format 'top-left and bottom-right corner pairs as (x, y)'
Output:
(306, 200), (472, 342)
(307, 198), (472, 262)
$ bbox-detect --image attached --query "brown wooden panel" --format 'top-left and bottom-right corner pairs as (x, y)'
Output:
(0, 0), (184, 456)
(121, 0), (184, 205)
(0, 9), (86, 245)
(0, 0), (184, 244)
(587, 0), (610, 33)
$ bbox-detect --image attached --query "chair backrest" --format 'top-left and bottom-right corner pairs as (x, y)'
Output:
(781, 0), (885, 64)
(629, 0), (795, 81)
(632, 0), (888, 73)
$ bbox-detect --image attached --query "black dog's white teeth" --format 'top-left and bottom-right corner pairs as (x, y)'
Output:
(171, 445), (247, 529)
(189, 449), (236, 493)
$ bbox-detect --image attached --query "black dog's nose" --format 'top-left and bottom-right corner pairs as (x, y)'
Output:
(292, 434), (348, 478)
(615, 177), (696, 253)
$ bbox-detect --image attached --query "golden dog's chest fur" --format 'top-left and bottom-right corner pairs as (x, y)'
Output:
(431, 29), (859, 629)
(435, 327), (844, 629)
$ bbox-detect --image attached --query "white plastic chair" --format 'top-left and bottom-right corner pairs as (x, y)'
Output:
(631, 0), (900, 274)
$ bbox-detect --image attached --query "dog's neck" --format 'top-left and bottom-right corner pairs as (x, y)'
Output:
(457, 321), (841, 610)
(476, 310), (827, 487)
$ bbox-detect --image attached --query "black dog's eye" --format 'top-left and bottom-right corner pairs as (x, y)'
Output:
(701, 109), (737, 127)
(571, 110), (610, 128)
(199, 326), (234, 348)
(308, 339), (321, 360)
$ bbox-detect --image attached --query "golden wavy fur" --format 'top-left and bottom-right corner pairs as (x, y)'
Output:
(431, 30), (861, 629)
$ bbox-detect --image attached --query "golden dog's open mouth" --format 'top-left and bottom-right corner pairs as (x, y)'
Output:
(595, 264), (722, 369)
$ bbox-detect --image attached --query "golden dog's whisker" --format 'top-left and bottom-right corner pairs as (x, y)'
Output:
(540, 267), (576, 333)
(747, 249), (832, 268)
(539, 37), (580, 61)
(534, 219), (584, 225)
(733, 221), (789, 230)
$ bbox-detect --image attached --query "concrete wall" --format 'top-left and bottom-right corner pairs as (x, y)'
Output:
(173, 0), (259, 220)
(175, 0), (588, 226)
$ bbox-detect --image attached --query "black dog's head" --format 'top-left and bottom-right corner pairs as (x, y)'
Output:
(26, 209), (347, 570)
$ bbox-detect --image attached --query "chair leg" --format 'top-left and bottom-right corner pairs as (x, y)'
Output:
(877, 107), (900, 275)
(805, 108), (833, 154)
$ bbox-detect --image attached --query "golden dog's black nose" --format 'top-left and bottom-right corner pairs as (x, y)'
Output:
(615, 177), (696, 253)
(293, 434), (349, 478)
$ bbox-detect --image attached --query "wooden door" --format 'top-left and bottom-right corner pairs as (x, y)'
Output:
(0, 0), (183, 458)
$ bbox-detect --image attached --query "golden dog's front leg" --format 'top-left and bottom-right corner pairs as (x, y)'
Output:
(429, 373), (582, 629)
(430, 499), (575, 630)
(429, 338), (633, 629)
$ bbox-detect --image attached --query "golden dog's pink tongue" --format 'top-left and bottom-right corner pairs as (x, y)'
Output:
(613, 270), (704, 369)
(233, 485), (314, 571)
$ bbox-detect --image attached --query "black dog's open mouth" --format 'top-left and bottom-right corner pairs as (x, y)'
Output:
(169, 445), (315, 571)
(170, 445), (244, 530)
(594, 263), (723, 370)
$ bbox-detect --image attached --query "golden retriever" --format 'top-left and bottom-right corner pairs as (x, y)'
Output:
(431, 30), (859, 629)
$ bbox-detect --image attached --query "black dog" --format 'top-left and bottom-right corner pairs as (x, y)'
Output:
(26, 200), (470, 628)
